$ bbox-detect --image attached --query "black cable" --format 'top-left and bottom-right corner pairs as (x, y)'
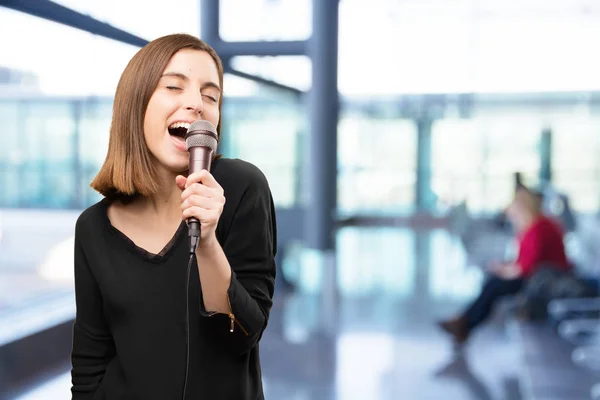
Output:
(188, 220), (200, 254)
(182, 253), (194, 400)
(183, 221), (199, 399)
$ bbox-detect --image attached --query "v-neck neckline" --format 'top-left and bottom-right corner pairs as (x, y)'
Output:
(101, 198), (186, 263)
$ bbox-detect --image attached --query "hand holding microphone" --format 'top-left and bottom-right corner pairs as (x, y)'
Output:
(175, 120), (224, 253)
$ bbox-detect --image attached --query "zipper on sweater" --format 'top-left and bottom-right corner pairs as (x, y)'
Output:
(227, 296), (249, 336)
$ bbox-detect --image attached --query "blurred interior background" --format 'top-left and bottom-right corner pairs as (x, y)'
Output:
(1, 0), (600, 399)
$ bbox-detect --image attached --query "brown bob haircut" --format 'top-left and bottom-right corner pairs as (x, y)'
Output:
(90, 33), (224, 200)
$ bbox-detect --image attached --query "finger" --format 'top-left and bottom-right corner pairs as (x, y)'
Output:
(181, 183), (222, 202)
(182, 206), (209, 220)
(182, 206), (221, 222)
(188, 169), (222, 192)
(182, 195), (222, 211)
(185, 170), (210, 188)
(175, 175), (187, 191)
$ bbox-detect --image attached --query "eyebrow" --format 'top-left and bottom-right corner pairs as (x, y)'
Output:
(161, 71), (221, 92)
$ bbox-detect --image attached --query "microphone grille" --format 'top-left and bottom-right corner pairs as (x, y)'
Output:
(186, 133), (218, 152)
(185, 120), (219, 152)
(188, 119), (217, 134)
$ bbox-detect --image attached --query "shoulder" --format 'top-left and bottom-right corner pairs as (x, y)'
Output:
(540, 215), (565, 237)
(75, 198), (108, 236)
(526, 216), (563, 242)
(213, 158), (271, 194)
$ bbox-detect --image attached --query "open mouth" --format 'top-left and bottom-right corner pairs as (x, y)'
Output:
(168, 122), (191, 139)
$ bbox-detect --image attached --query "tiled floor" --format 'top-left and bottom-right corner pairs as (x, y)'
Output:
(12, 304), (522, 400)
(16, 228), (600, 400)
(8, 226), (534, 400)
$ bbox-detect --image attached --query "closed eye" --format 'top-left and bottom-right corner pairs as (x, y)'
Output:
(203, 94), (218, 102)
(167, 86), (182, 90)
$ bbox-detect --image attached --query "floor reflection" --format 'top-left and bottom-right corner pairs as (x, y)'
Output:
(433, 353), (494, 400)
(260, 226), (520, 400)
(13, 227), (526, 400)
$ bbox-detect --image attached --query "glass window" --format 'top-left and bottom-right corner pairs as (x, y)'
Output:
(20, 101), (77, 208)
(0, 98), (114, 209)
(79, 99), (114, 206)
(338, 115), (417, 216)
(551, 113), (600, 212)
(431, 118), (485, 210)
(431, 114), (541, 214)
(222, 83), (305, 208)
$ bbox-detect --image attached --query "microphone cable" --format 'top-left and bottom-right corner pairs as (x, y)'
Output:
(182, 225), (199, 399)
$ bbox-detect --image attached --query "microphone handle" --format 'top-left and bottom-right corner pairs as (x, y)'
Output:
(187, 219), (201, 254)
(187, 145), (213, 253)
(188, 146), (213, 176)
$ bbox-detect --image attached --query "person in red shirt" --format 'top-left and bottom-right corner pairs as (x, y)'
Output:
(438, 186), (570, 345)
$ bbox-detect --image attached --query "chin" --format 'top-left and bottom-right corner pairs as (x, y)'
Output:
(170, 161), (189, 174)
(161, 154), (189, 174)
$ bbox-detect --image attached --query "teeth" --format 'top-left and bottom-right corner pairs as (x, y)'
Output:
(168, 122), (191, 130)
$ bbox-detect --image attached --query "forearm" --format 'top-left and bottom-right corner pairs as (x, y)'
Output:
(182, 164), (277, 354)
(195, 236), (232, 314)
(71, 322), (115, 396)
(497, 262), (524, 279)
(504, 261), (518, 269)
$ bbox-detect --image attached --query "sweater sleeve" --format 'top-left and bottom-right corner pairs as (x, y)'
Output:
(199, 165), (277, 355)
(71, 217), (116, 398)
(516, 226), (543, 278)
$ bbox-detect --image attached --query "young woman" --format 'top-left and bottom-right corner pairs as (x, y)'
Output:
(70, 33), (276, 399)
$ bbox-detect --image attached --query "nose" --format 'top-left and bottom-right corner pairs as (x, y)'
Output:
(184, 91), (203, 115)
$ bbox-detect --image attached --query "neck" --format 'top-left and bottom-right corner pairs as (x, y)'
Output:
(134, 169), (182, 222)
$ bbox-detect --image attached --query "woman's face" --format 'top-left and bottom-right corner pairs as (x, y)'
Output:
(143, 49), (221, 174)
(507, 190), (536, 229)
(506, 198), (525, 228)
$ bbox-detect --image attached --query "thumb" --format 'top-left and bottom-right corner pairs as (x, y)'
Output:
(175, 175), (187, 190)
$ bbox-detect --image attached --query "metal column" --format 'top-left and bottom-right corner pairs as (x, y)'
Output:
(416, 117), (433, 212)
(539, 127), (552, 185)
(305, 0), (339, 251)
(199, 0), (230, 157)
(200, 0), (220, 48)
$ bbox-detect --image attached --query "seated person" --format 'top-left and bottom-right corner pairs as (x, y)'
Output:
(438, 186), (570, 345)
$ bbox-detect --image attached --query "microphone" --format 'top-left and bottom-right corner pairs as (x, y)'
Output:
(185, 119), (219, 253)
(182, 121), (218, 399)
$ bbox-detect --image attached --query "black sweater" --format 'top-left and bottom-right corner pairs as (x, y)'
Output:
(70, 158), (277, 399)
